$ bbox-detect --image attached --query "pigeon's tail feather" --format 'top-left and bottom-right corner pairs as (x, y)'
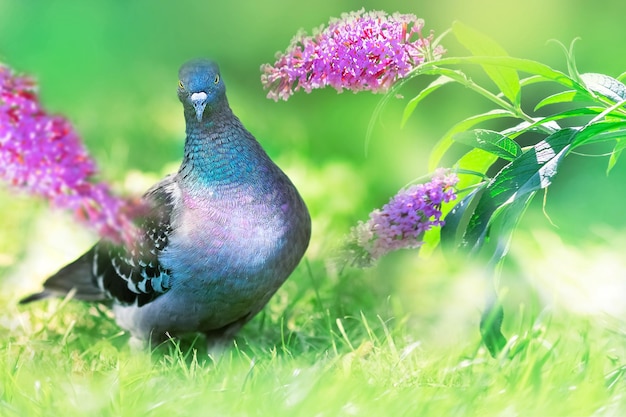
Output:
(19, 249), (106, 304)
(19, 290), (55, 304)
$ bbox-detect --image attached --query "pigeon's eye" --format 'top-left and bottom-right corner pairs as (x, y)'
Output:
(178, 80), (185, 89)
(214, 74), (220, 84)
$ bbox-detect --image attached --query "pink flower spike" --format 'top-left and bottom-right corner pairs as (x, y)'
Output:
(261, 9), (446, 101)
(0, 63), (140, 245)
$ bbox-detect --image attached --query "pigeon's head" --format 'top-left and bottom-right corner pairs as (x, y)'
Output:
(177, 59), (226, 122)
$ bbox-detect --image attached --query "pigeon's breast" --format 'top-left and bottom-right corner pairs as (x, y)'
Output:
(160, 185), (292, 283)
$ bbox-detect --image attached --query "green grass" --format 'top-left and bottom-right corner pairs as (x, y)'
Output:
(3, 222), (626, 416)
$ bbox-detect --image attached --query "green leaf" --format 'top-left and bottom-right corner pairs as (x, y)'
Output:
(418, 56), (579, 91)
(479, 190), (535, 357)
(452, 21), (521, 106)
(581, 73), (626, 102)
(401, 75), (455, 126)
(608, 138), (626, 174)
(506, 107), (618, 140)
(571, 121), (626, 147)
(480, 297), (506, 357)
(428, 109), (515, 171)
(421, 189), (466, 256)
(440, 184), (485, 253)
(453, 129), (522, 161)
(439, 149), (498, 253)
(501, 118), (559, 139)
(461, 128), (575, 252)
(457, 148), (499, 187)
(550, 38), (583, 84)
(534, 90), (582, 111)
(519, 75), (551, 88)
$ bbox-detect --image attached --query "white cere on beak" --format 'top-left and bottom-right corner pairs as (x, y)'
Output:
(191, 92), (208, 102)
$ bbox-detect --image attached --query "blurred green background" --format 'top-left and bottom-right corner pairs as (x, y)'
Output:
(1, 0), (626, 312)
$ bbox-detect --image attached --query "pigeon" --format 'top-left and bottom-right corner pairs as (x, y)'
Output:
(20, 59), (312, 350)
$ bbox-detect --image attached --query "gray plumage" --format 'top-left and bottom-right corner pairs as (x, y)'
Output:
(20, 59), (311, 349)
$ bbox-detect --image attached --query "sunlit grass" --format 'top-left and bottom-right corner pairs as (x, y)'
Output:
(3, 206), (626, 416)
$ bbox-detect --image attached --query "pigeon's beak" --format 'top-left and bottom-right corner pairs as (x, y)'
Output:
(190, 92), (208, 122)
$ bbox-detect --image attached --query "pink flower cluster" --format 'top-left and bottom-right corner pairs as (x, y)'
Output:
(0, 64), (138, 244)
(348, 168), (458, 266)
(261, 9), (445, 101)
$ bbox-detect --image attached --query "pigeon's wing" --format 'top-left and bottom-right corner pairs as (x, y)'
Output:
(20, 175), (180, 307)
(94, 174), (179, 306)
